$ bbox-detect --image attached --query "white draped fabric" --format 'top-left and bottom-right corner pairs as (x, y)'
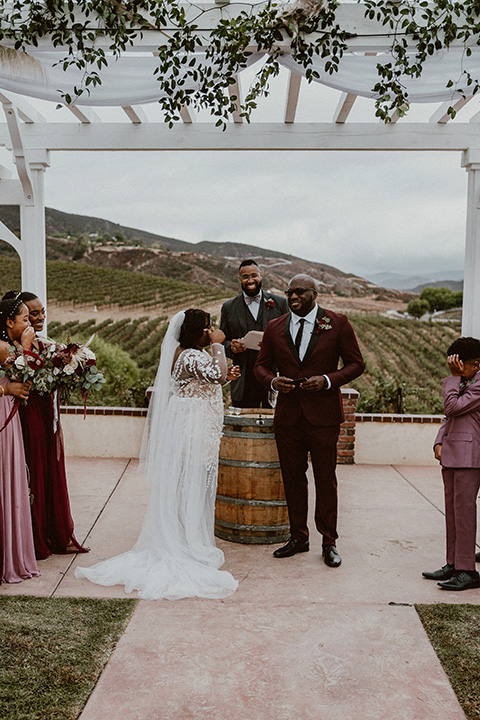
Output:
(0, 46), (477, 106)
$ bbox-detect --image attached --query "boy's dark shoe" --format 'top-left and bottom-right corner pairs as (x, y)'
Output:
(438, 570), (480, 591)
(476, 551), (480, 563)
(422, 564), (455, 580)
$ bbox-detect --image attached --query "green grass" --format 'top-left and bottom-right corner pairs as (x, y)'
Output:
(416, 604), (480, 719)
(0, 596), (137, 720)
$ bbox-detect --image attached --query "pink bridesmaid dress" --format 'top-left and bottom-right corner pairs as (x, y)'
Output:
(0, 378), (39, 583)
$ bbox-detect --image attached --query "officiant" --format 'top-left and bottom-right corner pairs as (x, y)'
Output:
(220, 259), (288, 408)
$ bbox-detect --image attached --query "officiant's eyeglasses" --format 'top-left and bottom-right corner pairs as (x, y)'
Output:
(285, 287), (314, 297)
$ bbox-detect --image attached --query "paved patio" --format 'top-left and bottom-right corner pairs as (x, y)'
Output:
(2, 458), (477, 720)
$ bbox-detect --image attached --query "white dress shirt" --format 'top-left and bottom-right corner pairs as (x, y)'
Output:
(243, 290), (263, 320)
(288, 308), (331, 389)
(289, 306), (318, 361)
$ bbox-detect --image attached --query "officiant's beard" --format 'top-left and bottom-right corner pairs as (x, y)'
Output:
(242, 279), (262, 297)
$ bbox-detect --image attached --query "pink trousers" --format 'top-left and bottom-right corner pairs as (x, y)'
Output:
(442, 467), (480, 571)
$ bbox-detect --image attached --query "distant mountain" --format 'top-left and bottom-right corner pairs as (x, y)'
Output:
(0, 205), (413, 301)
(366, 270), (464, 291)
(409, 279), (464, 293)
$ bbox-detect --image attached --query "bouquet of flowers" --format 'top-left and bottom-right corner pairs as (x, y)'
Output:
(0, 346), (47, 389)
(47, 337), (106, 404)
(0, 336), (105, 431)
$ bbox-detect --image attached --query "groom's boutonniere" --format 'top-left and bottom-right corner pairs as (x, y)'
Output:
(265, 298), (275, 309)
(315, 316), (332, 334)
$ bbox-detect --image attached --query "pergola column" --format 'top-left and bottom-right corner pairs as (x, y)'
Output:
(461, 149), (480, 339)
(19, 149), (50, 303)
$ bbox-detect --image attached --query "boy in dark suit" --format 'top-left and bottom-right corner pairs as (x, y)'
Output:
(423, 336), (480, 591)
(220, 260), (288, 408)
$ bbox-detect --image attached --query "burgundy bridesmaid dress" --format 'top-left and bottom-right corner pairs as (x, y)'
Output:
(19, 391), (88, 560)
(0, 379), (39, 583)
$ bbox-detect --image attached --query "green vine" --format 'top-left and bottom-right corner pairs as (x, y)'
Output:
(0, 1), (479, 127)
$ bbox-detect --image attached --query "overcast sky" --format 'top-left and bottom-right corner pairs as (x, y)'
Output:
(44, 148), (467, 283)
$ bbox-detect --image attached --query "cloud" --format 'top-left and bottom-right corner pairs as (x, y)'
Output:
(47, 149), (466, 279)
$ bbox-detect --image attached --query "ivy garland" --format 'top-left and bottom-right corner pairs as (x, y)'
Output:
(0, 0), (479, 127)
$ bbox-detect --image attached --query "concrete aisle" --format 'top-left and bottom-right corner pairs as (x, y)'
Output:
(2, 458), (477, 719)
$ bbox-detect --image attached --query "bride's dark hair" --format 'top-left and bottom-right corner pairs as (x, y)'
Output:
(179, 309), (211, 349)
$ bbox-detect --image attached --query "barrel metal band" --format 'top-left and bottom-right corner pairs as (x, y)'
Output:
(223, 417), (274, 427)
(219, 458), (281, 469)
(215, 518), (290, 532)
(222, 430), (276, 440)
(216, 494), (286, 507)
(214, 529), (290, 545)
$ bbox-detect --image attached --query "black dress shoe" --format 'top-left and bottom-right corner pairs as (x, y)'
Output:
(323, 545), (341, 567)
(273, 538), (309, 558)
(438, 570), (480, 591)
(476, 552), (480, 563)
(422, 563), (455, 581)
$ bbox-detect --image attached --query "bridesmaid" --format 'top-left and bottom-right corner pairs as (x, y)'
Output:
(0, 297), (39, 583)
(2, 291), (88, 560)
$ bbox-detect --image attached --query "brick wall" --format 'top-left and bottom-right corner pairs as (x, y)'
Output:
(338, 389), (359, 465)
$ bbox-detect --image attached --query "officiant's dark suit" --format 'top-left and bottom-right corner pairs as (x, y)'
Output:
(254, 274), (364, 566)
(220, 260), (288, 407)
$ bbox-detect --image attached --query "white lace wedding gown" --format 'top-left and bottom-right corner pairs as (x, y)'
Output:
(75, 344), (238, 600)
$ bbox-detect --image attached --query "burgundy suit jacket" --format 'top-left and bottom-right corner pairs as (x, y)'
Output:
(434, 373), (480, 468)
(254, 307), (365, 427)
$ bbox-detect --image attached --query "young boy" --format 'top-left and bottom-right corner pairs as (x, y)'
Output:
(422, 336), (480, 591)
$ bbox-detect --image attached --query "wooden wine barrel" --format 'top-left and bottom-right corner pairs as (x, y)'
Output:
(215, 410), (290, 544)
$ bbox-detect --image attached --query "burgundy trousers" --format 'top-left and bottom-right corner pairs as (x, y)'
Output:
(442, 467), (480, 571)
(274, 416), (340, 546)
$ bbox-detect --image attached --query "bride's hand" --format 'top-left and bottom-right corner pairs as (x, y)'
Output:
(226, 365), (241, 382)
(207, 328), (225, 345)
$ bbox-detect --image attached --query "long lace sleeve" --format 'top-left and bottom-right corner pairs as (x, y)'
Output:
(178, 345), (227, 385)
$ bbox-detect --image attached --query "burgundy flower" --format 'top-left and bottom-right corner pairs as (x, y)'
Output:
(265, 298), (275, 309)
(315, 317), (333, 334)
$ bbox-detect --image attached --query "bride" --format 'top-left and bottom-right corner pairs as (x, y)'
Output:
(75, 309), (240, 600)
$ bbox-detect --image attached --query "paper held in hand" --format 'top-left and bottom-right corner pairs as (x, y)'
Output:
(241, 331), (264, 350)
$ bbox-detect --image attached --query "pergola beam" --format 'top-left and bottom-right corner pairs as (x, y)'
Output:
(2, 3), (474, 54)
(429, 97), (473, 124)
(333, 93), (357, 124)
(0, 92), (45, 124)
(228, 75), (243, 124)
(65, 105), (101, 124)
(285, 72), (302, 124)
(3, 122), (480, 152)
(121, 105), (148, 124)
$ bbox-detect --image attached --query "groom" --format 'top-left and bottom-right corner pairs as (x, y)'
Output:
(254, 274), (365, 567)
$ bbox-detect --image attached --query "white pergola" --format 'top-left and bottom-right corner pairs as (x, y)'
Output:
(0, 2), (479, 336)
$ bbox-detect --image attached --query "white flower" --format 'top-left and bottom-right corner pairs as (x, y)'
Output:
(53, 367), (60, 375)
(14, 355), (26, 368)
(63, 364), (75, 375)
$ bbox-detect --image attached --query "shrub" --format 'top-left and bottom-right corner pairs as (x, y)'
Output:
(407, 298), (430, 318)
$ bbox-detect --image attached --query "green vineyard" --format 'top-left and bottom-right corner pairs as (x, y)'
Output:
(348, 315), (460, 414)
(0, 257), (227, 309)
(46, 314), (461, 413)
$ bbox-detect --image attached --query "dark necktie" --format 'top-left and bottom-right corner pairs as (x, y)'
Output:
(294, 318), (305, 354)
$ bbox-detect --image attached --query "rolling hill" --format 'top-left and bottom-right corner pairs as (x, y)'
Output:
(0, 206), (413, 301)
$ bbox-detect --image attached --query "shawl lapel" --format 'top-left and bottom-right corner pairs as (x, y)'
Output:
(302, 306), (324, 365)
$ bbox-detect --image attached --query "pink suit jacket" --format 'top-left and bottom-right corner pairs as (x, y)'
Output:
(254, 307), (365, 427)
(434, 372), (480, 468)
